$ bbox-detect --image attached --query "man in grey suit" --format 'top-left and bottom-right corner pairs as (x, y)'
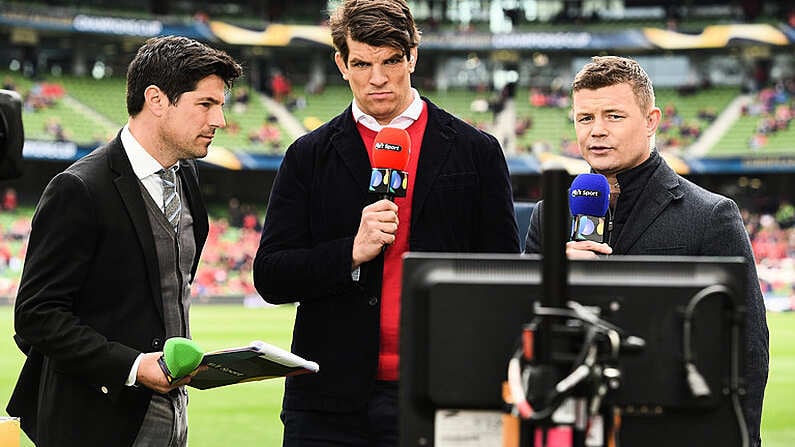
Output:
(7, 36), (241, 446)
(524, 56), (768, 446)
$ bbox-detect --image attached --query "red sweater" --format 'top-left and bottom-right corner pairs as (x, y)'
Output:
(356, 103), (428, 381)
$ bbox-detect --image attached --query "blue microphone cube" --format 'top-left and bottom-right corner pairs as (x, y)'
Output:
(388, 171), (408, 198)
(369, 169), (407, 198)
(369, 168), (391, 195)
(571, 215), (607, 243)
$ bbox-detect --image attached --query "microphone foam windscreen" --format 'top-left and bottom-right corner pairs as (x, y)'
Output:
(372, 127), (411, 170)
(569, 173), (610, 217)
(163, 337), (204, 379)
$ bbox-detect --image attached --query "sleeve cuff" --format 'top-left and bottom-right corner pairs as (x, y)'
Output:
(125, 353), (143, 386)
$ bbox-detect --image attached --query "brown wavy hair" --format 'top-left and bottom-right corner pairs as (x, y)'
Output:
(329, 0), (421, 65)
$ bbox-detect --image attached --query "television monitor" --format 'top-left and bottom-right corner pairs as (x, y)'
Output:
(399, 253), (747, 447)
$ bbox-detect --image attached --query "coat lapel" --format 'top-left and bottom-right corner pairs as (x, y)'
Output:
(410, 100), (454, 228)
(107, 138), (164, 321)
(612, 160), (683, 253)
(332, 107), (372, 196)
(178, 160), (208, 277)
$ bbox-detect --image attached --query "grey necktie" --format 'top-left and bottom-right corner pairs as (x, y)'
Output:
(157, 167), (181, 231)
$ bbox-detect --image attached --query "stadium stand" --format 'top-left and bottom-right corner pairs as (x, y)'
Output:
(717, 77), (795, 155)
(3, 70), (114, 145)
(289, 84), (354, 132)
(56, 74), (128, 125)
(211, 87), (295, 154)
(0, 204), (262, 303)
(1, 52), (786, 161)
(4, 70), (295, 153)
(1, 199), (793, 310)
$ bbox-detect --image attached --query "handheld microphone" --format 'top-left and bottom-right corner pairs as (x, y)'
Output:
(369, 127), (411, 201)
(158, 337), (204, 384)
(569, 173), (610, 243)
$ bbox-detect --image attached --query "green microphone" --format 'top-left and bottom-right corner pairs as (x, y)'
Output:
(158, 337), (204, 384)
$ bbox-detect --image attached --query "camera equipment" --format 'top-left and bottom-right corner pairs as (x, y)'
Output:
(399, 253), (747, 447)
(0, 90), (24, 180)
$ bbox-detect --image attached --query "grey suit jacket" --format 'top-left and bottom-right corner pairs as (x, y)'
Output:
(525, 157), (768, 446)
(7, 134), (209, 446)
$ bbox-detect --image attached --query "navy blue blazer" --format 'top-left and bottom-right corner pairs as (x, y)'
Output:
(525, 157), (768, 446)
(254, 98), (520, 411)
(8, 135), (208, 446)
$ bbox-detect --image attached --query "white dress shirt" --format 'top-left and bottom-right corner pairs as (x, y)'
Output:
(121, 125), (180, 214)
(351, 88), (423, 131)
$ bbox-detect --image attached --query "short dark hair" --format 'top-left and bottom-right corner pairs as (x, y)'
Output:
(126, 35), (242, 116)
(572, 56), (655, 113)
(329, 0), (421, 65)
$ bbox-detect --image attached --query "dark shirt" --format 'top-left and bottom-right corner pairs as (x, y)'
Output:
(610, 150), (662, 245)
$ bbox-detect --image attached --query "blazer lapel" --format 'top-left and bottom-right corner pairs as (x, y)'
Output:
(411, 100), (454, 228)
(178, 160), (208, 277)
(612, 161), (682, 253)
(332, 108), (372, 196)
(108, 138), (164, 321)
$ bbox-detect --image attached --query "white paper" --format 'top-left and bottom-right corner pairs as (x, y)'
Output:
(434, 410), (503, 447)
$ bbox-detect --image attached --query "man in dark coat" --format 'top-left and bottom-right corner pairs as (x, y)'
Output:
(253, 0), (520, 444)
(525, 56), (768, 446)
(7, 36), (241, 446)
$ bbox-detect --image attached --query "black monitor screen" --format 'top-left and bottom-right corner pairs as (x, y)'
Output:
(399, 253), (746, 447)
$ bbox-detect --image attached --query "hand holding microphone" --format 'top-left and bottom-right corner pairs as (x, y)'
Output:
(567, 173), (613, 259)
(137, 337), (204, 394)
(352, 127), (412, 267)
(352, 200), (399, 268)
(159, 337), (204, 383)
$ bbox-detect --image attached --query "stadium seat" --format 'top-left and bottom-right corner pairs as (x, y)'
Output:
(514, 201), (536, 251)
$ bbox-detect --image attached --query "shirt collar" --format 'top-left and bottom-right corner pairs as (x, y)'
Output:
(351, 88), (423, 132)
(121, 125), (179, 180)
(615, 150), (660, 194)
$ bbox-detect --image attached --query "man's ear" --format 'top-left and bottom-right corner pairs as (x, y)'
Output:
(144, 85), (166, 117)
(408, 48), (418, 73)
(334, 52), (349, 81)
(647, 107), (662, 136)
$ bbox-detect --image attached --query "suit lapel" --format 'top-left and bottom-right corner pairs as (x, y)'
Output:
(108, 138), (164, 321)
(411, 100), (453, 228)
(612, 160), (682, 253)
(178, 160), (208, 276)
(332, 108), (372, 196)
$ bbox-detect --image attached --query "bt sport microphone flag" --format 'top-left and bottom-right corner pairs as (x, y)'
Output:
(369, 127), (411, 198)
(569, 173), (610, 243)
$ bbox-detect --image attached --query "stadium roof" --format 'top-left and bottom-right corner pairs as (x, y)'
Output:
(2, 7), (794, 50)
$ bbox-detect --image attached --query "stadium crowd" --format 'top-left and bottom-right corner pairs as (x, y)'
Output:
(0, 198), (793, 308)
(9, 67), (772, 159)
(744, 76), (795, 150)
(0, 200), (263, 303)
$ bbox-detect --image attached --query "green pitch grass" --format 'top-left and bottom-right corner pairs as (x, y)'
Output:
(1, 305), (793, 446)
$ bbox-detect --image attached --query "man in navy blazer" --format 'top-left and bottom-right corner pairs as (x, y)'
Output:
(524, 56), (768, 446)
(7, 36), (241, 446)
(253, 0), (520, 444)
